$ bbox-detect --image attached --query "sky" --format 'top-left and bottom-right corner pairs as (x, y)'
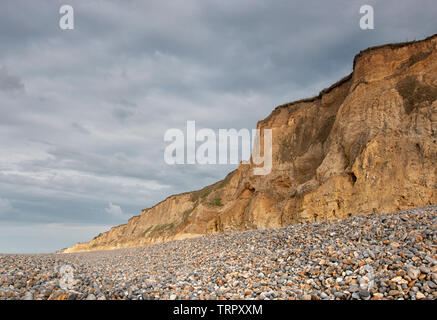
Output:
(0, 0), (435, 253)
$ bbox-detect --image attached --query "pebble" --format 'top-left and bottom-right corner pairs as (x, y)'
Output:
(407, 267), (420, 280)
(320, 292), (328, 299)
(359, 289), (370, 298)
(416, 292), (426, 300)
(23, 292), (33, 300)
(86, 294), (96, 300)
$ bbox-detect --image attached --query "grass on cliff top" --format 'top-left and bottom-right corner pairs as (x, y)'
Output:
(208, 197), (223, 207)
(189, 170), (236, 203)
(93, 233), (104, 240)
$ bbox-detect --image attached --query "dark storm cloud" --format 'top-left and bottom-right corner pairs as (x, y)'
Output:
(0, 0), (436, 252)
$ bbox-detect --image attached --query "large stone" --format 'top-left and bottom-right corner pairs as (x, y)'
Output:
(407, 267), (421, 280)
(23, 292), (33, 300)
(86, 294), (96, 300)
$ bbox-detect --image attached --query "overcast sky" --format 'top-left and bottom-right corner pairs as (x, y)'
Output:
(0, 0), (435, 253)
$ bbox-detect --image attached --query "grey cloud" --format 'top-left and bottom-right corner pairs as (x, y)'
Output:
(0, 197), (12, 215)
(71, 122), (90, 134)
(0, 67), (24, 92)
(105, 202), (124, 218)
(113, 108), (135, 121)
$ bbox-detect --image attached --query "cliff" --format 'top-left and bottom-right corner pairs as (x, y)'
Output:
(65, 34), (437, 253)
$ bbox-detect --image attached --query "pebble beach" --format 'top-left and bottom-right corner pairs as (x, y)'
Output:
(1, 205), (436, 300)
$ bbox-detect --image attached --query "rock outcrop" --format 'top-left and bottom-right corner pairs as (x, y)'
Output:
(65, 34), (437, 253)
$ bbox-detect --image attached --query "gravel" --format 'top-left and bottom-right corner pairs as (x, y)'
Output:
(0, 205), (436, 300)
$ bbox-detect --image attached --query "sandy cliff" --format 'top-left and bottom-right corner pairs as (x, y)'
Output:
(65, 34), (437, 253)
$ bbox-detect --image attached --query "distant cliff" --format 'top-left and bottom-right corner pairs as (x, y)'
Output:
(66, 34), (437, 253)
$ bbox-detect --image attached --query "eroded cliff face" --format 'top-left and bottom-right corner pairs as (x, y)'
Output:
(65, 35), (437, 253)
